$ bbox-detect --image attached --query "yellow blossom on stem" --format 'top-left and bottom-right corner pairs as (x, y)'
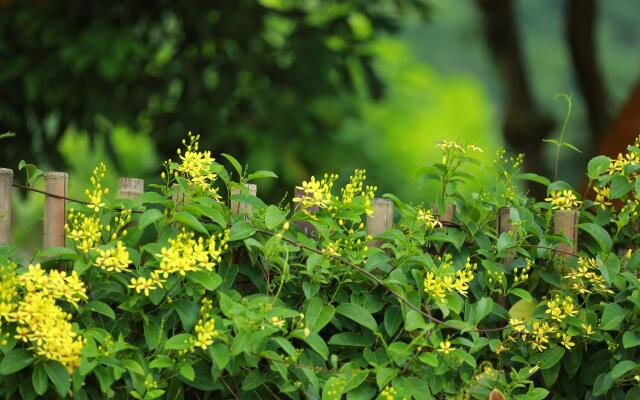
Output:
(95, 241), (132, 273)
(545, 190), (582, 211)
(438, 340), (454, 354)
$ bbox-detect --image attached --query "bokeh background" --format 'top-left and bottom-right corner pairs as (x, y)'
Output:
(1, 0), (640, 250)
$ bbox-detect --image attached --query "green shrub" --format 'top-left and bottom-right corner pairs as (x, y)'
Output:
(1, 132), (640, 399)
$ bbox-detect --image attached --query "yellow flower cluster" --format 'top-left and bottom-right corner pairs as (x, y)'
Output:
(128, 229), (229, 295)
(593, 186), (612, 210)
(95, 241), (132, 273)
(85, 163), (108, 212)
(508, 295), (580, 352)
(416, 207), (442, 230)
(436, 140), (483, 153)
(545, 295), (577, 322)
(293, 174), (337, 211)
(379, 385), (397, 400)
(66, 164), (131, 253)
(187, 299), (218, 351)
(340, 169), (377, 215)
(525, 321), (556, 352)
(0, 263), (86, 372)
(423, 256), (476, 302)
(294, 170), (377, 217)
(172, 132), (221, 200)
(608, 149), (640, 176)
(66, 211), (102, 253)
(545, 190), (582, 211)
(564, 257), (613, 296)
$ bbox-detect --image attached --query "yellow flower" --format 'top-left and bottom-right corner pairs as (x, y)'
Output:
(438, 340), (454, 354)
(545, 190), (582, 211)
(125, 228), (229, 297)
(2, 263), (87, 373)
(172, 132), (221, 200)
(95, 241), (132, 273)
(593, 186), (612, 209)
(424, 272), (447, 302)
(128, 277), (159, 296)
(560, 334), (575, 349)
(416, 208), (442, 230)
(84, 163), (108, 212)
(293, 174), (337, 211)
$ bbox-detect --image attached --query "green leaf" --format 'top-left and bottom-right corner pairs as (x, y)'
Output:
(173, 211), (208, 234)
(173, 300), (199, 330)
(188, 271), (222, 291)
(149, 355), (174, 369)
(264, 205), (286, 230)
(209, 343), (230, 370)
(221, 153), (243, 177)
(587, 155), (610, 179)
(178, 363), (195, 381)
(376, 367), (398, 389)
(247, 170), (278, 181)
(165, 334), (195, 350)
(600, 303), (628, 330)
(474, 297), (493, 324)
(32, 364), (48, 395)
(336, 303), (378, 332)
(0, 348), (33, 375)
(144, 318), (162, 351)
(561, 142), (582, 153)
(122, 359), (145, 376)
(609, 175), (632, 199)
(497, 232), (517, 255)
(597, 255), (620, 285)
(578, 223), (612, 252)
(610, 360), (636, 379)
(623, 332), (640, 348)
(138, 209), (164, 230)
(43, 361), (70, 397)
(300, 332), (329, 359)
(322, 376), (345, 400)
(404, 310), (428, 331)
(229, 221), (256, 241)
(509, 299), (538, 320)
(509, 288), (533, 302)
(84, 301), (116, 320)
(516, 173), (550, 187)
(242, 370), (266, 391)
(530, 346), (565, 369)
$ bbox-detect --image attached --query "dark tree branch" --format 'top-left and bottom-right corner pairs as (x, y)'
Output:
(475, 0), (554, 198)
(566, 0), (609, 144)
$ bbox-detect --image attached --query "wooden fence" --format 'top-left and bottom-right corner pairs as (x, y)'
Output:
(0, 167), (579, 256)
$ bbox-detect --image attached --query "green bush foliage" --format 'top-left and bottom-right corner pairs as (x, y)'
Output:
(2, 133), (640, 399)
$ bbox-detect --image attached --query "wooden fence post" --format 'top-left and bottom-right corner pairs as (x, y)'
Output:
(0, 168), (13, 245)
(230, 183), (257, 215)
(553, 210), (579, 256)
(118, 177), (144, 199)
(432, 204), (456, 224)
(497, 207), (516, 265)
(367, 198), (393, 248)
(44, 172), (68, 248)
(293, 186), (319, 236)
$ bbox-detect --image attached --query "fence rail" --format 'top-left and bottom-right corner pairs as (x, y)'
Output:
(0, 167), (580, 257)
